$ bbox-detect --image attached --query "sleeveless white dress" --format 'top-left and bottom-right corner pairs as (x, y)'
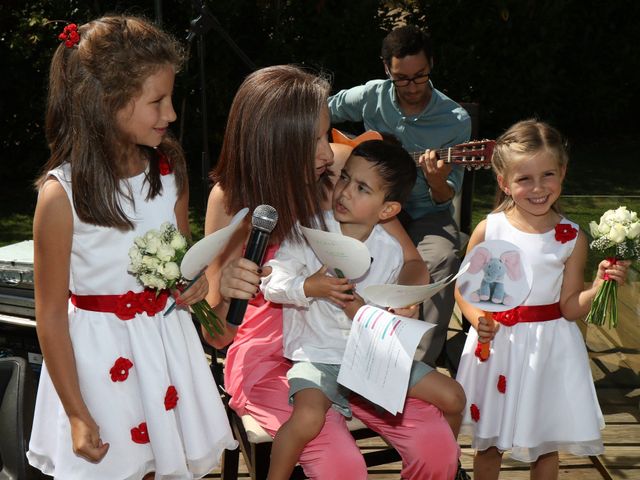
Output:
(456, 211), (604, 462)
(27, 163), (237, 479)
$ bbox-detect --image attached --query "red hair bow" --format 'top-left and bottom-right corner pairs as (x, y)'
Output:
(58, 23), (80, 48)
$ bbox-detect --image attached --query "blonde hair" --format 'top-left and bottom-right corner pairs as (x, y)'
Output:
(37, 15), (186, 229)
(492, 119), (569, 213)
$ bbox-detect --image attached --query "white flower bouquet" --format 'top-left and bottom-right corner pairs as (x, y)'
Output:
(585, 206), (640, 328)
(128, 222), (223, 337)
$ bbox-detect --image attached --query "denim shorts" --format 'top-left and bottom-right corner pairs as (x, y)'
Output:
(287, 360), (434, 417)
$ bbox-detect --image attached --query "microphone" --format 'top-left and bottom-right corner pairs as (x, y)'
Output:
(226, 204), (278, 326)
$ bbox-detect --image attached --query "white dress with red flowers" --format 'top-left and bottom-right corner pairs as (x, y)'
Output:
(456, 211), (604, 462)
(27, 163), (237, 479)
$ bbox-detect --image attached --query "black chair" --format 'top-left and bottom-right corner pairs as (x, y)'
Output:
(0, 356), (40, 480)
(225, 404), (400, 480)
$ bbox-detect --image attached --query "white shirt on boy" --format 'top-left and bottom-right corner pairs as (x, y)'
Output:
(261, 210), (403, 364)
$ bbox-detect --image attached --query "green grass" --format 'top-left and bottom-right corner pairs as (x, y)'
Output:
(470, 134), (640, 274)
(189, 208), (206, 242)
(472, 188), (640, 234)
(464, 134), (640, 280)
(0, 214), (33, 248)
(2, 136), (638, 255)
(471, 140), (640, 280)
(472, 191), (640, 279)
(0, 209), (207, 249)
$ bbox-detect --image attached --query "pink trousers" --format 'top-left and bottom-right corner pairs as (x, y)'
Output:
(243, 363), (458, 480)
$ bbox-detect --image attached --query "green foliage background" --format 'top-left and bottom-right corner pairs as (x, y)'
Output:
(1, 0), (638, 235)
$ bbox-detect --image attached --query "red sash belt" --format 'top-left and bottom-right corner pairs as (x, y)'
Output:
(70, 289), (169, 321)
(493, 303), (562, 327)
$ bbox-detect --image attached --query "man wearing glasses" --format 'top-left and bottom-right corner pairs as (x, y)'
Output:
(328, 25), (471, 370)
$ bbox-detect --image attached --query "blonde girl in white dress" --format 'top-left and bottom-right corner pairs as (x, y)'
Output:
(27, 16), (236, 479)
(454, 120), (630, 480)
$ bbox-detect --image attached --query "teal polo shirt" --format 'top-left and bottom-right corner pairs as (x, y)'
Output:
(329, 79), (471, 219)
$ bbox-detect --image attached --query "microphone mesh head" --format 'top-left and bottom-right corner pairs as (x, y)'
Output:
(252, 204), (278, 233)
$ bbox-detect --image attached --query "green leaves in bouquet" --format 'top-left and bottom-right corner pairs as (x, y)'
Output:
(191, 300), (224, 338)
(585, 278), (618, 328)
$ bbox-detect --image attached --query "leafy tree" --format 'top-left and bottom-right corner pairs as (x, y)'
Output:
(2, 0), (637, 216)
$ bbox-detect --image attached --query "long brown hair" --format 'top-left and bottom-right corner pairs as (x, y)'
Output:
(492, 119), (569, 213)
(211, 65), (331, 243)
(37, 15), (187, 229)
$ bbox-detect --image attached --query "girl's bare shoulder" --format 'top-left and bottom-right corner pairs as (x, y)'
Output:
(37, 176), (71, 214)
(205, 184), (233, 234)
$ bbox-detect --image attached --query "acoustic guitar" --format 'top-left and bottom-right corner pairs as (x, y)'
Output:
(331, 128), (495, 170)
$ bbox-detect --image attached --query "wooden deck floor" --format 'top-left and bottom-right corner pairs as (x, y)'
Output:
(208, 272), (640, 479)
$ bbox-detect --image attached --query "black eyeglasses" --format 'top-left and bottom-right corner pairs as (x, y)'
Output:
(388, 72), (431, 87)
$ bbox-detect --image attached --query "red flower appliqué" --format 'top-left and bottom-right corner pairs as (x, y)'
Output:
(470, 404), (480, 422)
(158, 152), (172, 175)
(493, 308), (519, 327)
(115, 291), (142, 320)
(131, 422), (150, 444)
(497, 375), (507, 394)
(555, 223), (578, 243)
(164, 385), (179, 410)
(139, 289), (158, 316)
(58, 23), (80, 48)
(139, 289), (169, 316)
(109, 357), (133, 382)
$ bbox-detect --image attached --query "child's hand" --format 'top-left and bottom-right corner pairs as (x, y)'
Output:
(388, 304), (419, 319)
(304, 265), (354, 308)
(174, 272), (209, 306)
(343, 292), (366, 319)
(595, 258), (631, 287)
(70, 414), (109, 463)
(476, 315), (500, 343)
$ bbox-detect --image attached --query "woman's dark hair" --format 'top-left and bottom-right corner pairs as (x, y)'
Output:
(212, 65), (331, 243)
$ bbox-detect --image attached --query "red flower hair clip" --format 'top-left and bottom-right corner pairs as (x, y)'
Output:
(58, 23), (80, 48)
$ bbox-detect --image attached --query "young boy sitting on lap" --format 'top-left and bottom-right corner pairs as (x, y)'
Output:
(261, 139), (466, 480)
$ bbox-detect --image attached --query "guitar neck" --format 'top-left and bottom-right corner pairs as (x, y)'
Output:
(409, 140), (495, 169)
(409, 147), (467, 164)
(329, 128), (494, 169)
